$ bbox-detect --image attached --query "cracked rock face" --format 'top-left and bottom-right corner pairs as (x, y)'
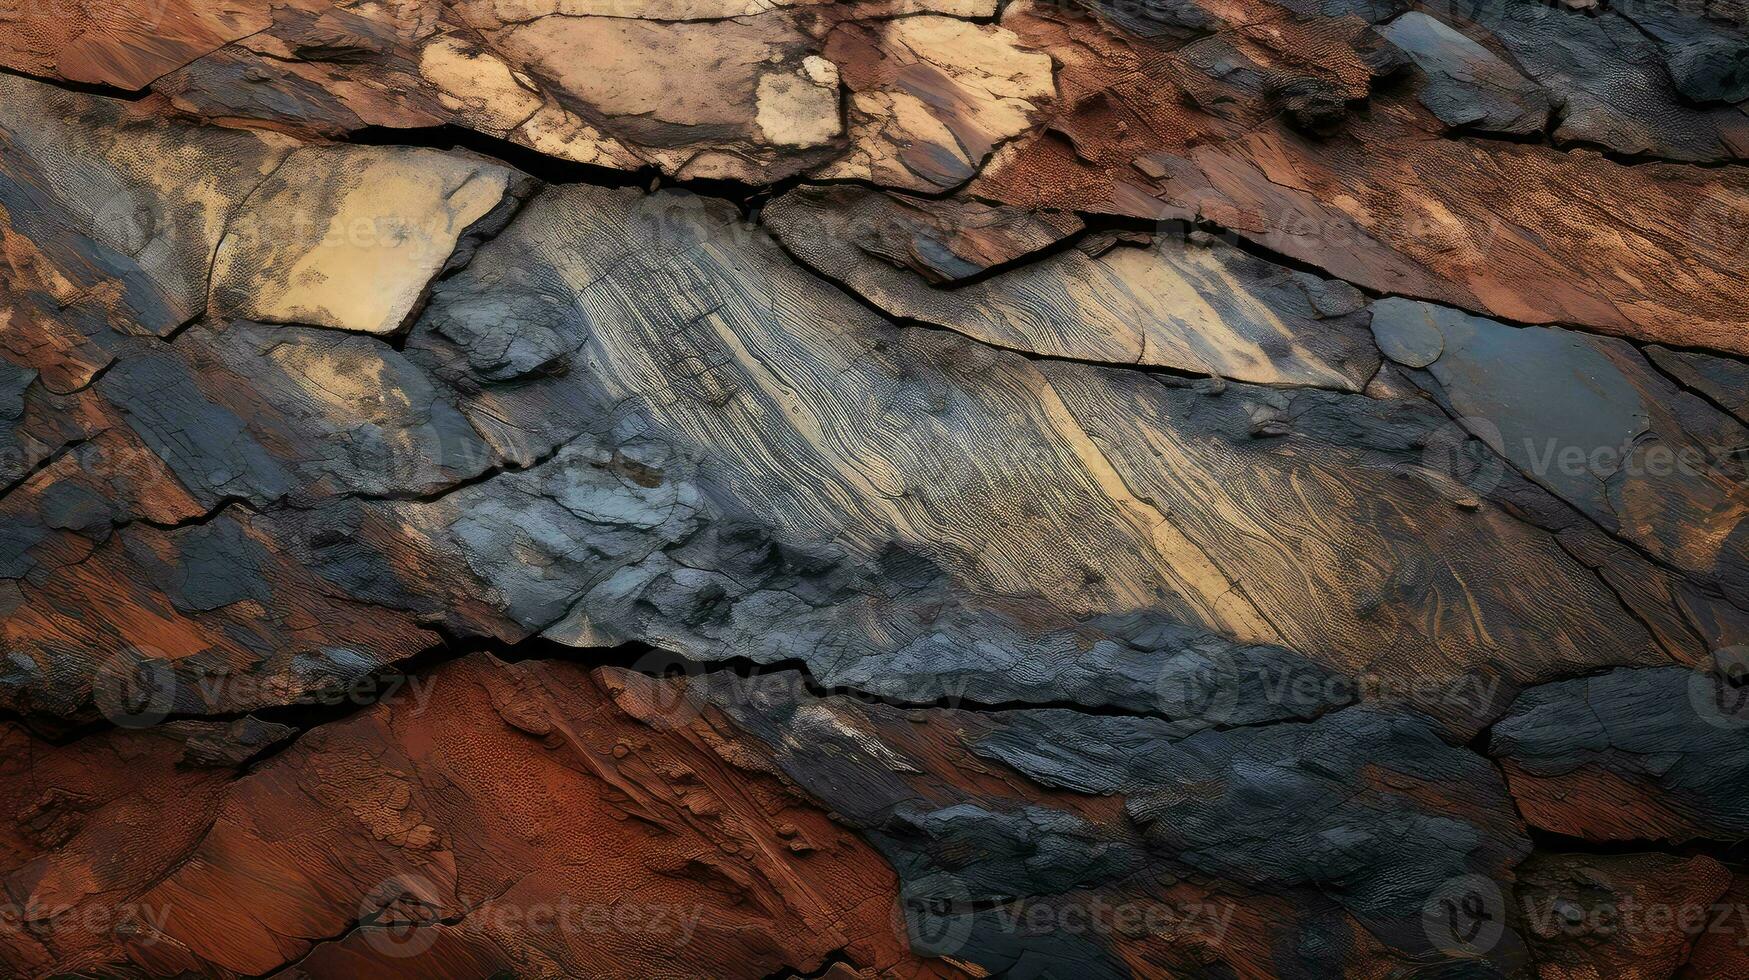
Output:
(0, 1), (1746, 978)
(208, 146), (526, 336)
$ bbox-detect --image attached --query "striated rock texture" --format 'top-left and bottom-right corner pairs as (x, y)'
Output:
(0, 0), (1746, 977)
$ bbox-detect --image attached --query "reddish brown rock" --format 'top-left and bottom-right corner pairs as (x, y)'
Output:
(1490, 667), (1749, 843)
(0, 657), (948, 979)
(973, 3), (1749, 354)
(1516, 852), (1732, 980)
(0, 720), (248, 976)
(1678, 871), (1749, 980)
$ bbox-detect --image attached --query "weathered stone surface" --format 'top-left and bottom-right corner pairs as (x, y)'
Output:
(1379, 12), (1552, 135)
(0, 74), (296, 341)
(768, 184), (1085, 285)
(1680, 870), (1749, 978)
(1371, 298), (1749, 608)
(769, 185), (1382, 388)
(1647, 344), (1749, 426)
(1, 1), (1746, 977)
(1517, 852), (1732, 980)
(1491, 667), (1749, 842)
(974, 2), (1749, 355)
(1633, 4), (1749, 107)
(1476, 2), (1749, 163)
(209, 146), (524, 336)
(392, 183), (1670, 707)
(0, 0), (271, 89)
(679, 669), (1534, 977)
(484, 12), (842, 181)
(0, 719), (248, 975)
(819, 16), (1056, 191)
(1123, 707), (1531, 968)
(0, 657), (935, 978)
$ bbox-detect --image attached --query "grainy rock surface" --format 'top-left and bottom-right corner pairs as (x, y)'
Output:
(0, 0), (1745, 976)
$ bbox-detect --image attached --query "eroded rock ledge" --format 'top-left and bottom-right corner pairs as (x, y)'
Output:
(0, 0), (1746, 976)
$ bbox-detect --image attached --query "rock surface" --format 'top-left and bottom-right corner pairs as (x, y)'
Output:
(0, 1), (1745, 977)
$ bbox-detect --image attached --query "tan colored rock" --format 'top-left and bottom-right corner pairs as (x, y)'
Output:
(769, 185), (1380, 389)
(0, 73), (298, 338)
(488, 12), (840, 181)
(416, 37), (642, 169)
(757, 55), (844, 149)
(6, 7), (1749, 979)
(823, 16), (1055, 191)
(399, 184), (1663, 692)
(209, 146), (520, 336)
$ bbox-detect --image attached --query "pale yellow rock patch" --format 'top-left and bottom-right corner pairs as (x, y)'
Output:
(418, 36), (641, 169)
(210, 146), (517, 336)
(755, 56), (842, 149)
(419, 36), (544, 133)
